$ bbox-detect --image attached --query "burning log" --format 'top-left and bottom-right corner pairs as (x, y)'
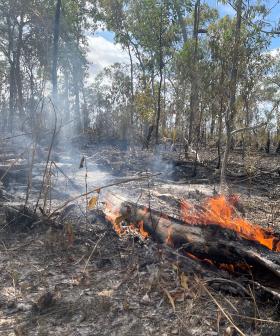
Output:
(105, 199), (280, 289)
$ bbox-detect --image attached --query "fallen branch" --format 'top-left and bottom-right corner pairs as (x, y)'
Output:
(48, 173), (160, 217)
(231, 122), (267, 136)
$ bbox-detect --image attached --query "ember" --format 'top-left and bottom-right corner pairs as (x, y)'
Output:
(181, 195), (280, 252)
(105, 201), (149, 239)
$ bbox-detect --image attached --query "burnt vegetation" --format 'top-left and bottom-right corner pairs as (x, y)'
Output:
(0, 0), (280, 335)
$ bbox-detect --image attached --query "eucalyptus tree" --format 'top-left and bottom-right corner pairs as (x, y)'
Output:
(87, 63), (132, 140)
(97, 0), (179, 143)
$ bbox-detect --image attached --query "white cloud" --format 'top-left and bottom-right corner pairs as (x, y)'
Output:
(269, 47), (280, 58)
(86, 35), (129, 82)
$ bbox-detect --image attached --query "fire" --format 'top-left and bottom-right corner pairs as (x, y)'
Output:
(104, 201), (149, 239)
(181, 195), (280, 252)
(138, 220), (149, 239)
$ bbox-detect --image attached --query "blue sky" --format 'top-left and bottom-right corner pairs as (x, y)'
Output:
(207, 0), (280, 49)
(96, 0), (280, 48)
(88, 0), (279, 77)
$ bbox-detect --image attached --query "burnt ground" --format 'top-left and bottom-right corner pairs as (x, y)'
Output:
(0, 137), (280, 336)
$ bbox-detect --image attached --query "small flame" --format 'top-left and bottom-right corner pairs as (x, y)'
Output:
(104, 201), (125, 236)
(181, 195), (280, 252)
(104, 201), (149, 239)
(139, 220), (149, 239)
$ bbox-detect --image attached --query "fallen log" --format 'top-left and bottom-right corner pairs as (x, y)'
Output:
(117, 202), (280, 288)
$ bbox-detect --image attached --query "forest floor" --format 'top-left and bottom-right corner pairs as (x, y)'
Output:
(0, 138), (279, 336)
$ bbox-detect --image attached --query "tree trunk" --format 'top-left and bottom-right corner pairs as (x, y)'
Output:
(74, 80), (82, 131)
(82, 85), (89, 130)
(51, 0), (62, 103)
(188, 0), (200, 144)
(155, 6), (164, 145)
(29, 68), (35, 129)
(15, 14), (24, 118)
(265, 131), (270, 154)
(217, 64), (225, 169)
(174, 0), (188, 43)
(7, 15), (16, 131)
(127, 42), (134, 126)
(220, 0), (242, 192)
(64, 70), (70, 122)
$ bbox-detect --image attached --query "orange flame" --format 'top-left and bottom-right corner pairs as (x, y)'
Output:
(181, 195), (280, 252)
(139, 220), (149, 239)
(104, 201), (149, 239)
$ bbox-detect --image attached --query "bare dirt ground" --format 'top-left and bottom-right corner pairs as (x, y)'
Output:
(0, 140), (279, 335)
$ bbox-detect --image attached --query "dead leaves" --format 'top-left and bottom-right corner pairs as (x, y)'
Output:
(88, 189), (101, 209)
(180, 273), (188, 289)
(88, 195), (98, 209)
(162, 288), (176, 312)
(161, 272), (189, 312)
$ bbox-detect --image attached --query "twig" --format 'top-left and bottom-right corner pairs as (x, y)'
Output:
(25, 141), (37, 206)
(51, 161), (80, 190)
(197, 277), (246, 336)
(0, 132), (33, 141)
(34, 100), (58, 213)
(82, 233), (106, 273)
(48, 173), (160, 217)
(231, 122), (267, 136)
(230, 313), (280, 324)
(204, 278), (251, 297)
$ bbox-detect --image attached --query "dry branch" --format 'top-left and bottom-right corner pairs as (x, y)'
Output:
(48, 173), (160, 217)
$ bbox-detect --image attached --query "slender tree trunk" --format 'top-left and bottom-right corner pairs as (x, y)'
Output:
(29, 68), (35, 129)
(265, 131), (270, 154)
(155, 6), (164, 145)
(74, 80), (82, 131)
(51, 0), (62, 103)
(174, 0), (188, 43)
(155, 64), (163, 144)
(9, 61), (16, 131)
(15, 15), (24, 117)
(127, 42), (134, 126)
(210, 82), (216, 138)
(7, 15), (16, 131)
(64, 70), (70, 121)
(82, 85), (89, 130)
(217, 63), (225, 169)
(188, 0), (200, 144)
(220, 0), (242, 192)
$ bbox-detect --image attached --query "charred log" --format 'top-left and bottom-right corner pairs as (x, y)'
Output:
(118, 202), (280, 288)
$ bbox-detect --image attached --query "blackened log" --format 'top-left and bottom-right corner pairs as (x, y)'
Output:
(119, 202), (280, 287)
